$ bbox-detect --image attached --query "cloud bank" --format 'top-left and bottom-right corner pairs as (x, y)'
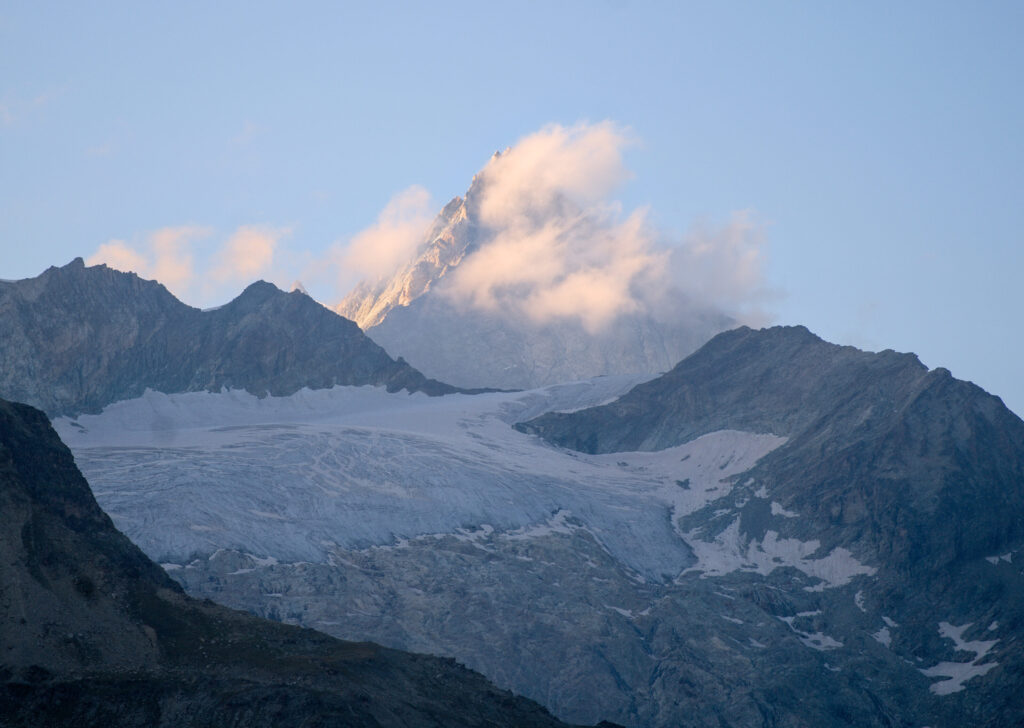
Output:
(436, 122), (769, 331)
(86, 121), (770, 327)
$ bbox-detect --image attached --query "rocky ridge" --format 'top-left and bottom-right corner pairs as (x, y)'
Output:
(0, 258), (459, 418)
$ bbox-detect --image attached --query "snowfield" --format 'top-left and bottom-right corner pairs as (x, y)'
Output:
(55, 377), (813, 583)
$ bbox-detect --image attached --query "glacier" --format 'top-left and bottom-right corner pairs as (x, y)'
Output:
(54, 378), (789, 582)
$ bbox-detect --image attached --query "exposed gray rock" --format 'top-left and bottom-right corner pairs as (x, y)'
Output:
(0, 259), (459, 418)
(514, 325), (1024, 725)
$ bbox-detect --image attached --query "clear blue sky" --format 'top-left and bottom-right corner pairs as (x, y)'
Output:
(2, 1), (1022, 414)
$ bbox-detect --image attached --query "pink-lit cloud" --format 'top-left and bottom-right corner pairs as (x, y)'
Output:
(337, 185), (434, 281)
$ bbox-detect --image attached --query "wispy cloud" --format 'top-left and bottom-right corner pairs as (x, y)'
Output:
(229, 120), (264, 147)
(210, 225), (289, 284)
(84, 120), (771, 326)
(87, 225), (292, 306)
(0, 88), (65, 126)
(336, 185), (434, 281)
(87, 226), (210, 300)
(436, 122), (769, 331)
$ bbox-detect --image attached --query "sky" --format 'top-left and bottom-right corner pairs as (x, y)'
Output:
(2, 1), (1022, 414)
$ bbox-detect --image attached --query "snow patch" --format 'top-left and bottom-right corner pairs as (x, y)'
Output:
(872, 627), (892, 647)
(605, 605), (635, 619)
(778, 613), (843, 651)
(919, 622), (999, 695)
(683, 519), (876, 589)
(770, 502), (799, 518)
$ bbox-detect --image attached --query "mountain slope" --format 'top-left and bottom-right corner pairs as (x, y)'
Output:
(54, 327), (1024, 726)
(0, 258), (457, 417)
(0, 395), (587, 728)
(516, 325), (1024, 573)
(337, 174), (731, 390)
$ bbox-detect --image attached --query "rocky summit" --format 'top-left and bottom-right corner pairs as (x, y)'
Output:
(0, 395), (594, 728)
(0, 258), (457, 418)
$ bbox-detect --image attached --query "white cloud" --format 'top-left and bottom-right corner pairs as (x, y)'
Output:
(666, 211), (771, 324)
(434, 121), (768, 331)
(87, 226), (210, 300)
(83, 120), (771, 326)
(86, 240), (147, 274)
(148, 226), (207, 294)
(211, 225), (288, 283)
(338, 185), (434, 281)
(87, 225), (291, 306)
(475, 121), (633, 228)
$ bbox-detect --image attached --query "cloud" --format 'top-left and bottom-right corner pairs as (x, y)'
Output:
(87, 226), (209, 299)
(434, 121), (768, 332)
(665, 211), (771, 323)
(476, 121), (633, 228)
(211, 225), (288, 283)
(0, 88), (64, 127)
(337, 185), (435, 281)
(82, 120), (771, 327)
(86, 240), (147, 274)
(148, 226), (208, 294)
(87, 225), (289, 306)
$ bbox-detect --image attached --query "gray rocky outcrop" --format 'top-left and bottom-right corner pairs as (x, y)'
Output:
(0, 259), (458, 418)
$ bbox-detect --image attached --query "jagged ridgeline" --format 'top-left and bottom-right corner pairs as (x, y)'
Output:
(0, 396), (597, 727)
(0, 258), (461, 418)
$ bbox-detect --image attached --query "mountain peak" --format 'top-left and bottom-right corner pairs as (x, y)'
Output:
(517, 324), (938, 453)
(336, 168), (731, 388)
(0, 262), (458, 416)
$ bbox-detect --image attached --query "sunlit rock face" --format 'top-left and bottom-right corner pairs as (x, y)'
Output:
(337, 169), (732, 390)
(56, 326), (1024, 728)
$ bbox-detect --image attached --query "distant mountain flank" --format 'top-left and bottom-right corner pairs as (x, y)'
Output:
(337, 173), (731, 390)
(0, 395), (591, 727)
(59, 324), (1024, 726)
(0, 258), (459, 417)
(517, 325), (1024, 573)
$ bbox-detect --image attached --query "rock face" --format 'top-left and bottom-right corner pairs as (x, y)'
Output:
(0, 258), (457, 417)
(0, 396), (585, 728)
(54, 328), (1024, 727)
(336, 177), (730, 390)
(517, 325), (1024, 575)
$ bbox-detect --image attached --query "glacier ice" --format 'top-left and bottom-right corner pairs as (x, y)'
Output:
(54, 377), (815, 583)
